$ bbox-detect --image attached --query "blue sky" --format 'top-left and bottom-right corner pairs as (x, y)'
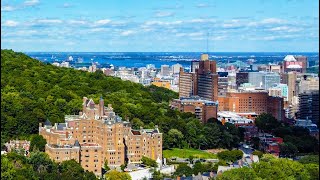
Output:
(1, 0), (319, 52)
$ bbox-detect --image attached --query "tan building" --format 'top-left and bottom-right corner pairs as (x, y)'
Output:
(179, 68), (195, 98)
(39, 97), (162, 177)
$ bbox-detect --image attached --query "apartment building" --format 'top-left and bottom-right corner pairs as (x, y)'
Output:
(39, 97), (162, 177)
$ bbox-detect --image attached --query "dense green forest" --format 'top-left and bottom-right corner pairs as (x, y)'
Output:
(1, 49), (241, 150)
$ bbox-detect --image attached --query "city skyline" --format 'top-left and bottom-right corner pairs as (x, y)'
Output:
(1, 0), (319, 52)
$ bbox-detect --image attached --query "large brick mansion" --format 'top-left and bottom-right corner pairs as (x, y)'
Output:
(39, 97), (162, 177)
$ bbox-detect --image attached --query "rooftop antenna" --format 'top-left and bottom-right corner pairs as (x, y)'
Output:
(206, 31), (209, 54)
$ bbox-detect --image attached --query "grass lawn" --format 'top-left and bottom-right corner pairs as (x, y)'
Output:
(163, 148), (217, 159)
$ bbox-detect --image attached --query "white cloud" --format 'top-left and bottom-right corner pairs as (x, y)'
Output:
(196, 3), (209, 8)
(94, 19), (111, 26)
(68, 20), (87, 25)
(248, 18), (286, 26)
(261, 18), (285, 24)
(120, 30), (135, 36)
(176, 32), (204, 37)
(89, 28), (109, 33)
(155, 11), (175, 17)
(249, 34), (300, 41)
(1, 5), (17, 12)
(62, 3), (73, 8)
(144, 20), (182, 26)
(268, 26), (301, 32)
(188, 18), (216, 23)
(37, 19), (63, 24)
(2, 20), (19, 27)
(24, 0), (40, 6)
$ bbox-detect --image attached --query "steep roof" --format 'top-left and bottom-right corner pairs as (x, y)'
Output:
(44, 119), (52, 126)
(284, 55), (296, 62)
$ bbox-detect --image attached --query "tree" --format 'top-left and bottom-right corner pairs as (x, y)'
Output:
(167, 129), (184, 148)
(304, 163), (319, 180)
(279, 142), (298, 158)
(141, 156), (157, 168)
(252, 158), (310, 180)
(216, 167), (260, 180)
(104, 160), (111, 172)
(188, 155), (194, 164)
(252, 150), (263, 158)
(217, 150), (243, 162)
(192, 161), (206, 175)
(255, 113), (280, 132)
(149, 168), (164, 180)
(298, 155), (319, 165)
(30, 134), (47, 152)
(105, 170), (132, 180)
(174, 163), (193, 177)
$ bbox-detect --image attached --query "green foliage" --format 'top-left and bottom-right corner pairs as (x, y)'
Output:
(120, 164), (126, 172)
(298, 155), (319, 165)
(141, 156), (158, 168)
(256, 113), (318, 155)
(192, 161), (206, 175)
(104, 160), (111, 172)
(30, 134), (47, 152)
(255, 113), (280, 132)
(167, 129), (184, 148)
(252, 150), (263, 158)
(105, 170), (131, 180)
(217, 157), (319, 180)
(1, 152), (97, 180)
(217, 150), (243, 162)
(252, 158), (311, 180)
(216, 167), (260, 180)
(174, 163), (193, 177)
(279, 142), (298, 158)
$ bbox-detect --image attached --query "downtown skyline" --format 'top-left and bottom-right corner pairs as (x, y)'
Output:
(1, 0), (319, 52)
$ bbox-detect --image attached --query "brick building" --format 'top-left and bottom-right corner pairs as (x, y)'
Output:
(170, 96), (218, 123)
(218, 91), (285, 121)
(39, 97), (162, 177)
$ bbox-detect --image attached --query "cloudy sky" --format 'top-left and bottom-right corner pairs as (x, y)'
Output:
(1, 0), (319, 52)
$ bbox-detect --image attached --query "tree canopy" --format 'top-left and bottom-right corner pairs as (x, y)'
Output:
(217, 155), (319, 180)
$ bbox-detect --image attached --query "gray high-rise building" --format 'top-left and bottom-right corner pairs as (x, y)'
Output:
(298, 90), (319, 125)
(161, 65), (170, 76)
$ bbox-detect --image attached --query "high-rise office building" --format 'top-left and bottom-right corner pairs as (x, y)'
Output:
(191, 61), (200, 73)
(179, 54), (218, 101)
(172, 63), (183, 74)
(160, 65), (170, 76)
(236, 72), (249, 88)
(286, 72), (297, 104)
(196, 55), (218, 101)
(294, 56), (308, 73)
(298, 90), (319, 125)
(218, 72), (229, 97)
(262, 73), (280, 90)
(179, 68), (194, 98)
(248, 72), (280, 90)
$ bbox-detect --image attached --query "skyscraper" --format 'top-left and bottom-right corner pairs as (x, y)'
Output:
(298, 90), (319, 125)
(179, 54), (218, 102)
(179, 67), (195, 98)
(195, 54), (218, 101)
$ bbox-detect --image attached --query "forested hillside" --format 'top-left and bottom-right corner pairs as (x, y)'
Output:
(1, 49), (241, 149)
